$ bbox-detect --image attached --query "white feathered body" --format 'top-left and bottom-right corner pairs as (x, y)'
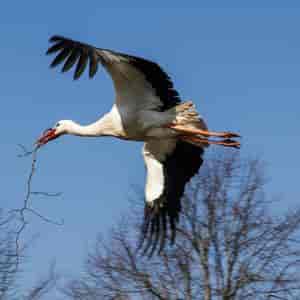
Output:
(45, 35), (210, 255)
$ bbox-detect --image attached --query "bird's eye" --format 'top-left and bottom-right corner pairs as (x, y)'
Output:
(56, 122), (61, 127)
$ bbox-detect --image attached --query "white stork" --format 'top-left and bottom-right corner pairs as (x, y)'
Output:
(37, 35), (240, 255)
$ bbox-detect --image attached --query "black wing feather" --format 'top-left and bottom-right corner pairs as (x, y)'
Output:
(46, 41), (65, 55)
(74, 52), (88, 80)
(62, 49), (81, 73)
(49, 35), (64, 43)
(47, 35), (99, 80)
(88, 51), (99, 78)
(50, 47), (72, 68)
(46, 35), (181, 110)
(139, 141), (204, 257)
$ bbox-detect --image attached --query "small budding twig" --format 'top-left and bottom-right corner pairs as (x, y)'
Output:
(13, 144), (64, 270)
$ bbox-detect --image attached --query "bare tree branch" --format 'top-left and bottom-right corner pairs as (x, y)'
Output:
(61, 152), (300, 300)
(12, 145), (64, 271)
(23, 262), (59, 300)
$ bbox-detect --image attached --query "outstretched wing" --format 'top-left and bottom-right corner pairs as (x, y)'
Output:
(46, 35), (181, 111)
(140, 139), (204, 256)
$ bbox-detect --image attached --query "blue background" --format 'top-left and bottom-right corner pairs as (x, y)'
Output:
(0, 1), (299, 295)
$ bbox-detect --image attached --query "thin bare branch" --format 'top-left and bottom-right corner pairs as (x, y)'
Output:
(12, 145), (63, 271)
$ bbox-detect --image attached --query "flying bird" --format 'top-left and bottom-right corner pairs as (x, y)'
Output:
(37, 35), (240, 256)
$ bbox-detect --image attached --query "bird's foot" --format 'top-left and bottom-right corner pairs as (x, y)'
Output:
(181, 136), (241, 149)
(217, 132), (241, 139)
(219, 139), (241, 149)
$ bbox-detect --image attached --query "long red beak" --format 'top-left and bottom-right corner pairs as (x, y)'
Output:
(36, 128), (58, 147)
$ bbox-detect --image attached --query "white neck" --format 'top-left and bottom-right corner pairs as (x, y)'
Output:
(67, 113), (119, 137)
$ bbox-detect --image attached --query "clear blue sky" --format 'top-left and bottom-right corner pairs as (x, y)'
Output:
(1, 1), (300, 295)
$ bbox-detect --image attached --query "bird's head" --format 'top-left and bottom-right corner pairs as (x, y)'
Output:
(36, 120), (75, 147)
